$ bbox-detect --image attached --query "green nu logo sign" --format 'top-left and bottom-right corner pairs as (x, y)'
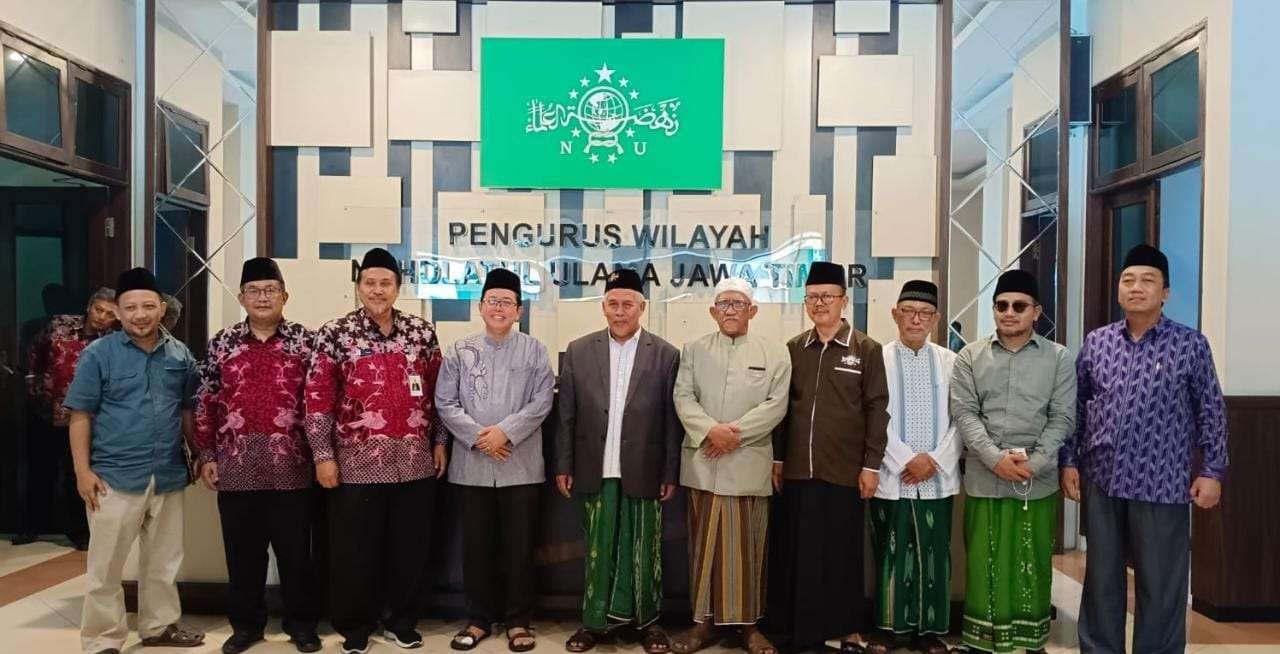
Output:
(481, 38), (724, 190)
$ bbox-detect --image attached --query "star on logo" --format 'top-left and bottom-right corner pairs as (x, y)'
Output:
(571, 127), (581, 138)
(579, 77), (590, 87)
(625, 128), (635, 137)
(590, 153), (600, 163)
(594, 63), (615, 82)
(569, 89), (579, 99)
(608, 154), (618, 163)
(619, 78), (629, 87)
(629, 90), (639, 100)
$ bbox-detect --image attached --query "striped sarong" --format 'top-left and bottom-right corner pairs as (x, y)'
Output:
(687, 488), (769, 625)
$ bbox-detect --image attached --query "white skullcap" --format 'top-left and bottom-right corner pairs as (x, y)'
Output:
(713, 277), (755, 304)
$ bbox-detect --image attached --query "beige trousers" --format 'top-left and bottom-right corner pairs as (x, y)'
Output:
(80, 476), (184, 654)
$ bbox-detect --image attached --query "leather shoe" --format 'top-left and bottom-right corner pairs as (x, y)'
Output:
(291, 631), (322, 653)
(221, 631), (263, 654)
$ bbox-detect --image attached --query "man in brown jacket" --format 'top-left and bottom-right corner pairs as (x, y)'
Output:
(767, 261), (890, 654)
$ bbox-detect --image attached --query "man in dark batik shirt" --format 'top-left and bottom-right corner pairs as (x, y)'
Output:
(305, 248), (447, 654)
(195, 258), (321, 654)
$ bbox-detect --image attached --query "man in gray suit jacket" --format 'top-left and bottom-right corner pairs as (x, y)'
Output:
(555, 268), (681, 654)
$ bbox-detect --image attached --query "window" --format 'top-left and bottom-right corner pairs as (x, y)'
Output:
(0, 34), (72, 163)
(1023, 116), (1059, 212)
(1145, 34), (1203, 170)
(1102, 185), (1158, 322)
(71, 63), (130, 181)
(157, 102), (210, 207)
(1090, 28), (1203, 190)
(0, 29), (130, 183)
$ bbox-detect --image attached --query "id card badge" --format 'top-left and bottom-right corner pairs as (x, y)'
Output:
(408, 374), (424, 397)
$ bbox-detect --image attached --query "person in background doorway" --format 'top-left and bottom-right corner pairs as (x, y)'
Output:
(161, 293), (182, 332)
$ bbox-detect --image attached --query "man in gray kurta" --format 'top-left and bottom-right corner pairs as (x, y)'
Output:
(436, 269), (555, 652)
(950, 270), (1075, 654)
(671, 278), (791, 654)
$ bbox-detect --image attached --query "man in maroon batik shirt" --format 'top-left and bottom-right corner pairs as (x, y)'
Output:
(194, 258), (321, 654)
(305, 248), (448, 654)
(22, 287), (118, 550)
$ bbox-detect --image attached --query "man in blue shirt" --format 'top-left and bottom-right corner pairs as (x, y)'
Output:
(64, 267), (204, 654)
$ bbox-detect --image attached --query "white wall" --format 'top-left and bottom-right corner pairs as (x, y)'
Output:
(1089, 0), (1233, 383)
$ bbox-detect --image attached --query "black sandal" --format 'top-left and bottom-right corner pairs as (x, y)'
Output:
(507, 626), (536, 652)
(451, 625), (491, 651)
(566, 627), (598, 653)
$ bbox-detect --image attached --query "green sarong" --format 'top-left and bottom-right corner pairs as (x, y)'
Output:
(581, 479), (663, 631)
(869, 497), (953, 635)
(961, 494), (1057, 653)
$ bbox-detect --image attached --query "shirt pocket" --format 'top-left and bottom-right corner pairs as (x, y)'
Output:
(162, 362), (191, 400)
(104, 369), (141, 402)
(829, 365), (864, 404)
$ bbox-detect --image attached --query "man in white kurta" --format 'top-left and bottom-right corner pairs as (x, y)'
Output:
(866, 280), (960, 654)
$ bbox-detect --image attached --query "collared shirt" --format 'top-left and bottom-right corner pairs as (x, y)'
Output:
(28, 314), (115, 426)
(436, 330), (555, 488)
(194, 320), (315, 491)
(774, 320), (890, 488)
(63, 330), (196, 494)
(674, 330), (791, 497)
(950, 332), (1076, 500)
(304, 308), (445, 485)
(604, 330), (642, 478)
(1061, 316), (1227, 504)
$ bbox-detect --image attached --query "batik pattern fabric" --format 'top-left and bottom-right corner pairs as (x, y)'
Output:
(869, 497), (952, 635)
(581, 479), (663, 631)
(194, 320), (315, 491)
(961, 494), (1057, 653)
(304, 308), (445, 484)
(28, 315), (112, 426)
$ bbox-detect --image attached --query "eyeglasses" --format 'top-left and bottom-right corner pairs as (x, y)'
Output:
(714, 299), (751, 312)
(241, 286), (283, 300)
(994, 300), (1038, 314)
(482, 298), (518, 309)
(898, 308), (938, 321)
(803, 292), (845, 306)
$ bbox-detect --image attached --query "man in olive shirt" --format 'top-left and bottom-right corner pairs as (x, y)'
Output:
(767, 261), (890, 653)
(950, 269), (1075, 654)
(671, 278), (791, 654)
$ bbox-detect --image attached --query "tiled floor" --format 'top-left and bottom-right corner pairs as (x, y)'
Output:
(0, 539), (1276, 653)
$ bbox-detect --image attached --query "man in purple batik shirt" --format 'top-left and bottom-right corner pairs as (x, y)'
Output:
(1061, 244), (1227, 654)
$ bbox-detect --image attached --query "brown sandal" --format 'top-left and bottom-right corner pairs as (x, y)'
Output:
(566, 627), (598, 653)
(642, 626), (671, 654)
(507, 627), (536, 652)
(140, 624), (204, 648)
(451, 625), (491, 651)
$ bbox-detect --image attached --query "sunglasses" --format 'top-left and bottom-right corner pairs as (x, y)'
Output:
(994, 300), (1038, 314)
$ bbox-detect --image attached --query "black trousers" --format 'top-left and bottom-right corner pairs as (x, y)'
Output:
(328, 477), (437, 641)
(18, 421), (87, 542)
(217, 489), (319, 637)
(458, 483), (540, 630)
(1077, 481), (1190, 654)
(766, 479), (866, 650)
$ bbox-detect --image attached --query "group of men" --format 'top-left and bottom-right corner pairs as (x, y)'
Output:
(49, 241), (1225, 654)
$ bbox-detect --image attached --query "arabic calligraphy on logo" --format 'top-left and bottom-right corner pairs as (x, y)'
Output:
(524, 63), (682, 164)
